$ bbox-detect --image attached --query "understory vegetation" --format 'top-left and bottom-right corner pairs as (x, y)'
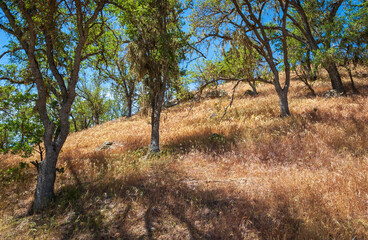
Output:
(1, 69), (368, 239)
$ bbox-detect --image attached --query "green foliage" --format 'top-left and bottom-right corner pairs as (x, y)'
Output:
(337, 0), (368, 67)
(70, 79), (114, 132)
(0, 0), (107, 151)
(117, 0), (189, 92)
(288, 0), (367, 70)
(221, 44), (264, 79)
(192, 43), (268, 92)
(87, 9), (139, 118)
(0, 161), (30, 183)
(0, 85), (43, 157)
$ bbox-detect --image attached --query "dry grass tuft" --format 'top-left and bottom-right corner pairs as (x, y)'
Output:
(1, 67), (368, 239)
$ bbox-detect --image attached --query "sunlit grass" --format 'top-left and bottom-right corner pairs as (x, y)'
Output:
(1, 67), (368, 239)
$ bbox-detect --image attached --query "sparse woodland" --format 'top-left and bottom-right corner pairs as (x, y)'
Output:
(0, 0), (368, 239)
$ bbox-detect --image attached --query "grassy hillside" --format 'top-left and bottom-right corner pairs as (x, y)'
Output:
(1, 69), (368, 239)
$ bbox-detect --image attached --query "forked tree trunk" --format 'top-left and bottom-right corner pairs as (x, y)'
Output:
(33, 147), (58, 211)
(326, 62), (346, 94)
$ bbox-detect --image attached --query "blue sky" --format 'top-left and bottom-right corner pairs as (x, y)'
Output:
(0, 31), (10, 65)
(0, 3), (215, 93)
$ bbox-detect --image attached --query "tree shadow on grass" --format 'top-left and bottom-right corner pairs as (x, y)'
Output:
(28, 165), (314, 240)
(163, 131), (240, 155)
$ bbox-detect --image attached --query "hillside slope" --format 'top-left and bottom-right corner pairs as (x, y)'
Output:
(1, 70), (368, 239)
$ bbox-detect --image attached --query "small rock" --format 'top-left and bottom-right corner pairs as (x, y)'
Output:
(323, 89), (344, 98)
(64, 211), (76, 223)
(205, 89), (228, 98)
(97, 141), (114, 151)
(164, 98), (180, 108)
(192, 94), (201, 102)
(209, 113), (217, 119)
(202, 207), (211, 218)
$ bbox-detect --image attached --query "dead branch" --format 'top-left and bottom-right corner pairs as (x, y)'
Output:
(220, 80), (241, 121)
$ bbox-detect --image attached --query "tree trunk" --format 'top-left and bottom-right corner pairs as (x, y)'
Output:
(295, 67), (316, 96)
(33, 147), (58, 211)
(309, 69), (318, 81)
(127, 97), (132, 118)
(347, 67), (359, 93)
(304, 79), (316, 96)
(325, 62), (345, 94)
(149, 90), (164, 153)
(277, 90), (290, 117)
(71, 114), (79, 132)
(248, 81), (258, 95)
(150, 109), (160, 153)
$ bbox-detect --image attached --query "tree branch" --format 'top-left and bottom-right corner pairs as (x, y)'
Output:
(0, 47), (22, 59)
(220, 80), (241, 121)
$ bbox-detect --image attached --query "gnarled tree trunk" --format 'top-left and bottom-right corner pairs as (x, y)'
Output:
(33, 109), (71, 211)
(33, 147), (58, 211)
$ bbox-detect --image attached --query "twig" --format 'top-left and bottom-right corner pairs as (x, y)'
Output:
(30, 160), (40, 172)
(220, 80), (241, 121)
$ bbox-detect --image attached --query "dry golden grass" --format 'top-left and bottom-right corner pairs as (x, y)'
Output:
(1, 67), (368, 239)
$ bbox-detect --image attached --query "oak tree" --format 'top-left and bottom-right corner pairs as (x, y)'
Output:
(0, 0), (107, 211)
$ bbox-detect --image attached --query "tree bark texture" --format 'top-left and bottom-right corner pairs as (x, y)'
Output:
(0, 0), (107, 212)
(149, 87), (165, 153)
(289, 0), (346, 94)
(277, 89), (290, 117)
(127, 97), (132, 118)
(33, 147), (58, 211)
(326, 62), (346, 94)
(347, 67), (359, 93)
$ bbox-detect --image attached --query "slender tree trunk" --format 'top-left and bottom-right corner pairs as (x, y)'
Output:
(33, 146), (58, 211)
(304, 79), (316, 96)
(248, 81), (258, 95)
(325, 62), (345, 94)
(310, 68), (318, 81)
(347, 67), (359, 93)
(149, 88), (165, 153)
(295, 67), (316, 96)
(71, 114), (79, 132)
(127, 97), (132, 118)
(290, 2), (344, 94)
(304, 50), (318, 81)
(150, 106), (161, 153)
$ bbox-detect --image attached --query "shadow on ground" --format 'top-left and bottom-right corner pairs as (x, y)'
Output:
(25, 161), (316, 240)
(164, 131), (240, 156)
